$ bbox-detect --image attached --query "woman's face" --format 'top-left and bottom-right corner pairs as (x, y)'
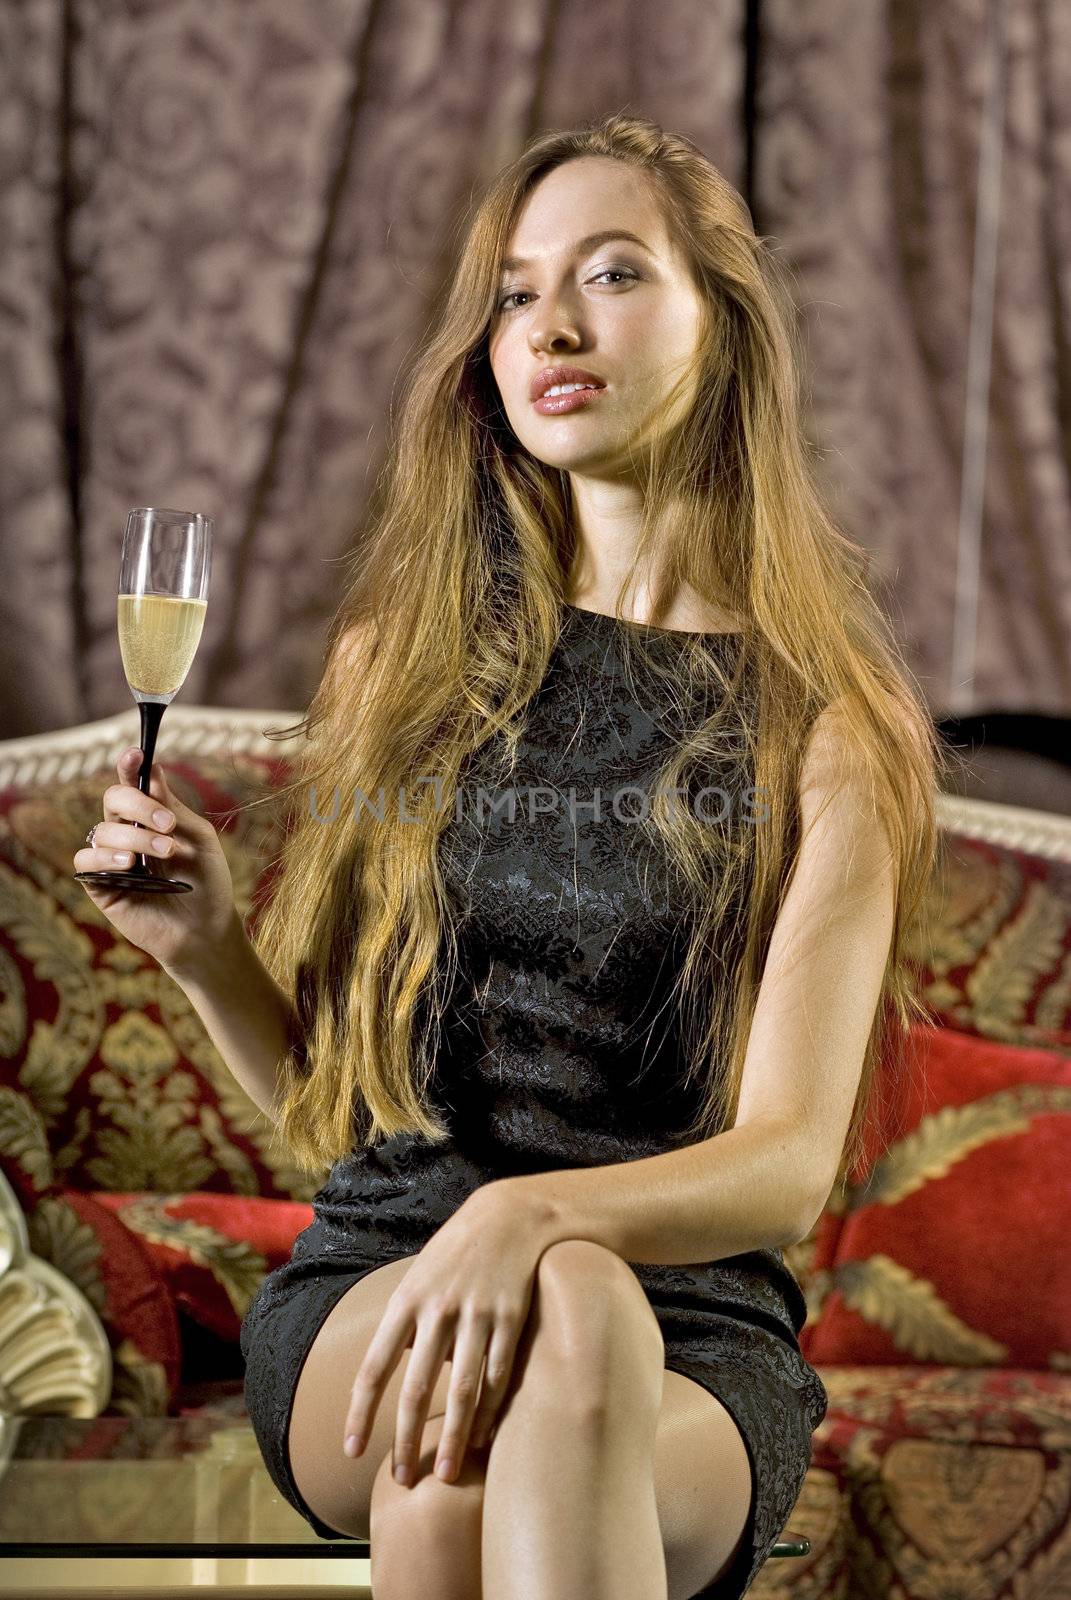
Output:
(488, 156), (706, 480)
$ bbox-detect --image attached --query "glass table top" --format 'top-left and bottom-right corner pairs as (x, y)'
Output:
(0, 1413), (363, 1553)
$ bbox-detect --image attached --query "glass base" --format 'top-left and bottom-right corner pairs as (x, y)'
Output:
(73, 870), (193, 894)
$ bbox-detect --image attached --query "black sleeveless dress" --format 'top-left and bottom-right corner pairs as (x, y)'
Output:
(241, 603), (828, 1599)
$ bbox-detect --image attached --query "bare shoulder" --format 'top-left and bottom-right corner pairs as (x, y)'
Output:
(306, 619), (381, 747)
(795, 696), (900, 885)
(801, 691), (927, 792)
(335, 616), (377, 667)
(325, 617), (378, 694)
(798, 698), (862, 792)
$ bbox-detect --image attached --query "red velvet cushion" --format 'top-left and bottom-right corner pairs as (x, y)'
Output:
(803, 1023), (1071, 1370)
(92, 1190), (313, 1343)
(41, 1188), (182, 1413)
(910, 831), (1071, 1050)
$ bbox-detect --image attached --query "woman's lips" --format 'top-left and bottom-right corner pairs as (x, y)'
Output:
(531, 384), (608, 416)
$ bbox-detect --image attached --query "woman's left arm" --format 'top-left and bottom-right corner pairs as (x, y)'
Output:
(495, 703), (899, 1265)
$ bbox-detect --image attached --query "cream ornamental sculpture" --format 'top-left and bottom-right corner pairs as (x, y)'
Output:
(0, 1167), (111, 1419)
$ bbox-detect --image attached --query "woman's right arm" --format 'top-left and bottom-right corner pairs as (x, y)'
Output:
(74, 752), (302, 1127)
(170, 907), (300, 1125)
(74, 620), (375, 1125)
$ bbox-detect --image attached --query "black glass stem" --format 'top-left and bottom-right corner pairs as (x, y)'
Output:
(74, 700), (193, 895)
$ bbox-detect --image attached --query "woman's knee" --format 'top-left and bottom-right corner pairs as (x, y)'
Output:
(369, 1413), (488, 1567)
(519, 1239), (665, 1418)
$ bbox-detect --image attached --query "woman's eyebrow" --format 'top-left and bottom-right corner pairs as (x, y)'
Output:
(500, 229), (654, 274)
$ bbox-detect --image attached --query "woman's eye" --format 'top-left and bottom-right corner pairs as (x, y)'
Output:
(496, 267), (638, 313)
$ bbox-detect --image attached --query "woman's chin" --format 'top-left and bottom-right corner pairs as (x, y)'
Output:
(516, 436), (629, 476)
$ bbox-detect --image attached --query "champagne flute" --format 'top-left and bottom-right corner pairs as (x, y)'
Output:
(74, 506), (212, 894)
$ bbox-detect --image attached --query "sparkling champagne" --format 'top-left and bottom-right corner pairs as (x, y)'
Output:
(117, 593), (208, 699)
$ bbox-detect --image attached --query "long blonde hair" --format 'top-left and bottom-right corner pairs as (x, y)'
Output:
(245, 112), (948, 1193)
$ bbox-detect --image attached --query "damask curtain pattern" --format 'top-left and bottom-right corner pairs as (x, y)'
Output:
(1, 0), (1066, 738)
(752, 1), (1070, 714)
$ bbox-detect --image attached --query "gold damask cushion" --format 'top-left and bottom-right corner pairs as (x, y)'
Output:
(908, 831), (1071, 1051)
(0, 750), (327, 1214)
(806, 1365), (1071, 1594)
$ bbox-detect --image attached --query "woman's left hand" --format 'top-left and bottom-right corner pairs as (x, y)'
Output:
(341, 1179), (552, 1486)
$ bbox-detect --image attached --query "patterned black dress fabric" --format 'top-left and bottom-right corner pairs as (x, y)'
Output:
(241, 603), (828, 1599)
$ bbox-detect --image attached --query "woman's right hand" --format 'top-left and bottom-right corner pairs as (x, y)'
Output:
(73, 745), (240, 984)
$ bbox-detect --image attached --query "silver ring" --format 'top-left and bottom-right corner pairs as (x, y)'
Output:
(85, 825), (99, 848)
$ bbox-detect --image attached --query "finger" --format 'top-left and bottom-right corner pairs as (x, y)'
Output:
(113, 747), (153, 796)
(433, 1308), (491, 1483)
(90, 821), (178, 860)
(117, 745), (158, 785)
(468, 1310), (521, 1451)
(73, 838), (134, 870)
(342, 1303), (413, 1465)
(392, 1310), (455, 1487)
(108, 748), (176, 819)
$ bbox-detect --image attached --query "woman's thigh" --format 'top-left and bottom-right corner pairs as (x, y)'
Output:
(285, 1238), (755, 1594)
(287, 1254), (454, 1540)
(285, 1235), (659, 1544)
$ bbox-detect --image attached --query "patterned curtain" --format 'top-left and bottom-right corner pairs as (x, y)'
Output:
(1, 0), (1067, 739)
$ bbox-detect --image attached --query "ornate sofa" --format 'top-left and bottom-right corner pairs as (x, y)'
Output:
(0, 705), (1068, 1596)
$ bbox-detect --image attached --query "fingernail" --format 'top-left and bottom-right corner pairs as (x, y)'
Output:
(153, 810), (173, 829)
(436, 1458), (454, 1481)
(344, 1434), (361, 1457)
(394, 1462), (408, 1485)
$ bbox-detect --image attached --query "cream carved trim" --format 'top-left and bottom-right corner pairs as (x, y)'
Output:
(934, 791), (1071, 863)
(0, 1169), (112, 1420)
(0, 705), (307, 790)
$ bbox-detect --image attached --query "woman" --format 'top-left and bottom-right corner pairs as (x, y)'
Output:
(77, 114), (943, 1600)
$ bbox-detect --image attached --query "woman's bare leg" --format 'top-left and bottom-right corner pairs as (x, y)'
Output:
(368, 1414), (487, 1599)
(480, 1240), (668, 1600)
(482, 1383), (666, 1599)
